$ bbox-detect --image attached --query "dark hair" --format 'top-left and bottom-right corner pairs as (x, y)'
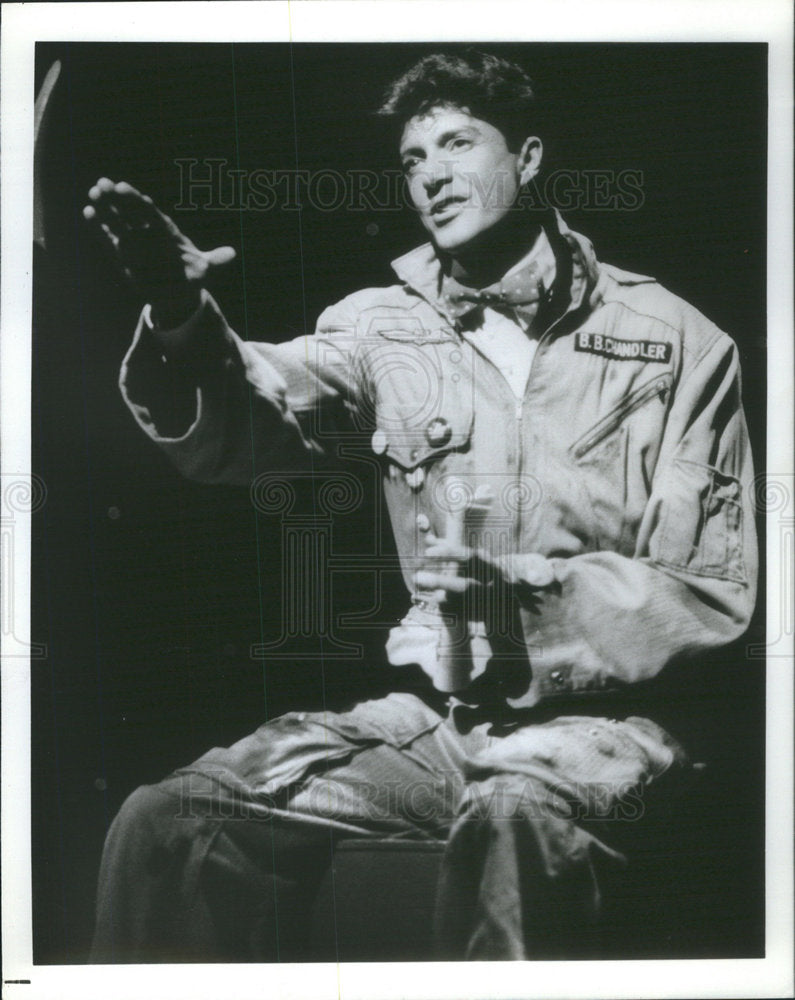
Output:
(377, 50), (538, 152)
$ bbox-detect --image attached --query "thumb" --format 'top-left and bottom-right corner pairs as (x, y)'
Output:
(205, 245), (237, 268)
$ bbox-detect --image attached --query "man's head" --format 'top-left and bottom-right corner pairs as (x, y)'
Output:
(378, 51), (542, 258)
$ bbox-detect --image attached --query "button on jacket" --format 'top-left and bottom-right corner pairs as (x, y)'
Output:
(120, 210), (757, 709)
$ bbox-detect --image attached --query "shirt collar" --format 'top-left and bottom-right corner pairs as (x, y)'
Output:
(502, 226), (557, 288)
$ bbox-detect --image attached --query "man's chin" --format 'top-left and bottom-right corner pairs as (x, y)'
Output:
(430, 226), (482, 258)
(431, 233), (495, 263)
(428, 210), (531, 266)
(427, 214), (510, 259)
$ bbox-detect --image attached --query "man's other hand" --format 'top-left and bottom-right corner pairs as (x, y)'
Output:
(413, 529), (555, 602)
(413, 530), (491, 600)
(83, 178), (236, 327)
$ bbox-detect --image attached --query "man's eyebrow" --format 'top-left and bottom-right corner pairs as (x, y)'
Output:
(400, 126), (479, 159)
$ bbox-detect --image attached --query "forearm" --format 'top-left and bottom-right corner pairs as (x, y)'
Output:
(512, 549), (754, 701)
(120, 291), (318, 484)
(121, 289), (363, 484)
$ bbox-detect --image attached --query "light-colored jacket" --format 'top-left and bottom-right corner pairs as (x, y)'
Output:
(120, 212), (757, 708)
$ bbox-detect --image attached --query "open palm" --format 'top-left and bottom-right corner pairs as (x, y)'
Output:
(83, 177), (236, 324)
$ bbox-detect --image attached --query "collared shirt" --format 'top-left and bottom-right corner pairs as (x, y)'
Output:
(459, 228), (558, 400)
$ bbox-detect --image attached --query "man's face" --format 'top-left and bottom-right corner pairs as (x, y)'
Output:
(400, 105), (528, 256)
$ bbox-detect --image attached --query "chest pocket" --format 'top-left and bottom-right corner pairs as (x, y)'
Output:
(365, 334), (474, 471)
(568, 372), (673, 552)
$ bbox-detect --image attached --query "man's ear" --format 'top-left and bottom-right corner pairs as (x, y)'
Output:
(517, 136), (543, 186)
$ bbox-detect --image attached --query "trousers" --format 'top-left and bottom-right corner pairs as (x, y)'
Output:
(90, 691), (689, 962)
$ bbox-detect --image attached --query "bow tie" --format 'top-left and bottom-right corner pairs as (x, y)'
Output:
(441, 262), (551, 326)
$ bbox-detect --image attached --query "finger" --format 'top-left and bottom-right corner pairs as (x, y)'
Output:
(87, 176), (116, 197)
(82, 205), (121, 252)
(86, 177), (119, 209)
(98, 221), (120, 251)
(105, 181), (177, 235)
(84, 202), (136, 262)
(111, 180), (155, 215)
(204, 245), (237, 268)
(413, 571), (478, 594)
(85, 183), (126, 231)
(424, 540), (471, 563)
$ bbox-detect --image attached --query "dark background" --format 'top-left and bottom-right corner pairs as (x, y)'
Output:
(32, 42), (766, 963)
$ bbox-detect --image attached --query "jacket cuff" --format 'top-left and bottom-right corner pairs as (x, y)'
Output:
(120, 291), (287, 446)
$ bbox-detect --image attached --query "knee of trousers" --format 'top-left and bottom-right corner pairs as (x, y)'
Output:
(456, 772), (560, 824)
(102, 780), (202, 873)
(451, 774), (581, 867)
(451, 773), (624, 883)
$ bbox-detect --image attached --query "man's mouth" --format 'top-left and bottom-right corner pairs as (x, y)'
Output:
(430, 196), (466, 222)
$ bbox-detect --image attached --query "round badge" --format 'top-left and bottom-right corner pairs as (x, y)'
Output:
(425, 418), (452, 447)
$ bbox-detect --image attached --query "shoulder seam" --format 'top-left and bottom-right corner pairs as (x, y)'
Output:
(598, 291), (726, 362)
(597, 296), (682, 339)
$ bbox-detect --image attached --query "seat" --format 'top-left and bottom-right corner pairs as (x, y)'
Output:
(310, 840), (444, 961)
(307, 762), (763, 961)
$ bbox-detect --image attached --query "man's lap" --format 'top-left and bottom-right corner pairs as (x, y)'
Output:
(93, 691), (692, 961)
(138, 692), (688, 839)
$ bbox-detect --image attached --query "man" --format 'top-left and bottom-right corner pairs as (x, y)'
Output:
(85, 50), (757, 961)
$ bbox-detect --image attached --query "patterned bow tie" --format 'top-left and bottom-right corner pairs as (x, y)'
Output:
(441, 262), (551, 327)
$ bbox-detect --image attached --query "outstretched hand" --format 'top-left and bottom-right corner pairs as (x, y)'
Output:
(83, 178), (236, 326)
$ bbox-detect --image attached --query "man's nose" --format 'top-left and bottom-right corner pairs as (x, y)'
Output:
(421, 156), (453, 197)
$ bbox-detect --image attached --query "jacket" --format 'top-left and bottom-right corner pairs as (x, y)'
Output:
(120, 210), (758, 709)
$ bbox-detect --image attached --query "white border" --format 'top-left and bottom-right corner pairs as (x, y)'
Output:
(2, 2), (793, 999)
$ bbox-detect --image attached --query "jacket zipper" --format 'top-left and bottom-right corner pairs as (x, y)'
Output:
(570, 372), (673, 460)
(515, 396), (524, 550)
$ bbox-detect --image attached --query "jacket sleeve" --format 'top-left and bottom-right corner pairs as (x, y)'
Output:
(516, 329), (758, 702)
(119, 289), (362, 484)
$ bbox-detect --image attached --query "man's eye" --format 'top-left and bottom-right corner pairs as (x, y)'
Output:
(449, 138), (472, 151)
(402, 157), (420, 173)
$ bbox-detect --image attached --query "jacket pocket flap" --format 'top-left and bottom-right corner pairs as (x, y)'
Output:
(375, 407), (473, 470)
(653, 459), (747, 583)
(372, 375), (473, 470)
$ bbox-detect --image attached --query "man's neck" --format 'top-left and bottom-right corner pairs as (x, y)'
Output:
(445, 215), (543, 289)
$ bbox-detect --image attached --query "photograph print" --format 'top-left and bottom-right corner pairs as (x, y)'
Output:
(28, 37), (768, 971)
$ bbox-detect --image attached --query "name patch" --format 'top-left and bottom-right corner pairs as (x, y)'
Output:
(575, 332), (672, 363)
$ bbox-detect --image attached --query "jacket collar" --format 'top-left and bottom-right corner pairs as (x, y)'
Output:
(390, 209), (602, 327)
